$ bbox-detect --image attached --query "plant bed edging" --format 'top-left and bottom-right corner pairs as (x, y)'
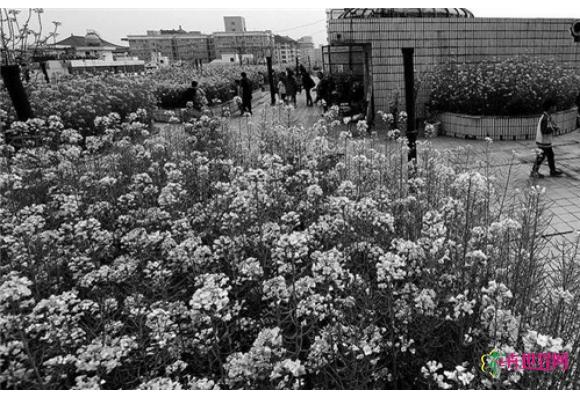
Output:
(438, 107), (578, 141)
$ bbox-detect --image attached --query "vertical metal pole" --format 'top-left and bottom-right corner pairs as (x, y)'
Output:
(402, 47), (416, 161)
(267, 56), (275, 105)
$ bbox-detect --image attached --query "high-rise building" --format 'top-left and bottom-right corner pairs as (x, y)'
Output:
(224, 16), (246, 33)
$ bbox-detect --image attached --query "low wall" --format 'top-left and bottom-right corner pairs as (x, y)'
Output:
(439, 107), (578, 140)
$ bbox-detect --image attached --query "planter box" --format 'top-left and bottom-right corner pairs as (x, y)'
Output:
(439, 107), (578, 140)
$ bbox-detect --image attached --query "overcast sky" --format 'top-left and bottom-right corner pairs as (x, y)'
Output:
(16, 4), (580, 48)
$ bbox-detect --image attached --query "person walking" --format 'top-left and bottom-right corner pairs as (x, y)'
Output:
(285, 69), (298, 107)
(530, 98), (563, 178)
(300, 65), (315, 107)
(240, 72), (253, 115)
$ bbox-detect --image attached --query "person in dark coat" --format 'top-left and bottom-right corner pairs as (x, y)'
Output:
(300, 65), (315, 107)
(240, 72), (253, 114)
(285, 69), (298, 106)
(315, 72), (334, 112)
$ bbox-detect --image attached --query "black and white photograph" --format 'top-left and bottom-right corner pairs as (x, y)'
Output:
(2, 0), (580, 392)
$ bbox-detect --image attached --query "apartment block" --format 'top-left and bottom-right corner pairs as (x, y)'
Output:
(123, 27), (212, 63)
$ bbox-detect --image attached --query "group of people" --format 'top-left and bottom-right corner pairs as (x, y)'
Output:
(182, 67), (360, 120)
(276, 65), (316, 107)
(276, 66), (339, 112)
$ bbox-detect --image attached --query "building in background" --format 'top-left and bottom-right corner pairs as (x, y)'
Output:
(125, 17), (272, 65)
(35, 30), (143, 80)
(212, 30), (274, 64)
(273, 35), (298, 65)
(123, 27), (212, 64)
(325, 8), (580, 119)
(224, 16), (247, 33)
(312, 46), (324, 70)
(48, 30), (129, 60)
(297, 36), (315, 68)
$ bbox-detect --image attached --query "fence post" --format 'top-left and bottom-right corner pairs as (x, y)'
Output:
(402, 48), (416, 161)
(267, 56), (276, 106)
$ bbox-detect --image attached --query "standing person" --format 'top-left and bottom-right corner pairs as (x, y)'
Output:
(277, 72), (287, 103)
(300, 65), (315, 107)
(315, 72), (333, 112)
(530, 98), (563, 178)
(285, 69), (298, 107)
(295, 66), (303, 93)
(240, 72), (253, 115)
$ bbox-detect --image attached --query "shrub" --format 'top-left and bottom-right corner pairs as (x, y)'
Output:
(0, 64), (289, 132)
(428, 56), (580, 116)
(1, 74), (156, 134)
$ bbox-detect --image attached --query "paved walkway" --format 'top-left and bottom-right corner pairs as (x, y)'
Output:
(225, 86), (323, 127)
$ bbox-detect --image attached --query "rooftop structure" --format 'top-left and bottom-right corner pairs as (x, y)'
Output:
(336, 8), (474, 19)
(224, 16), (246, 33)
(325, 8), (580, 122)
